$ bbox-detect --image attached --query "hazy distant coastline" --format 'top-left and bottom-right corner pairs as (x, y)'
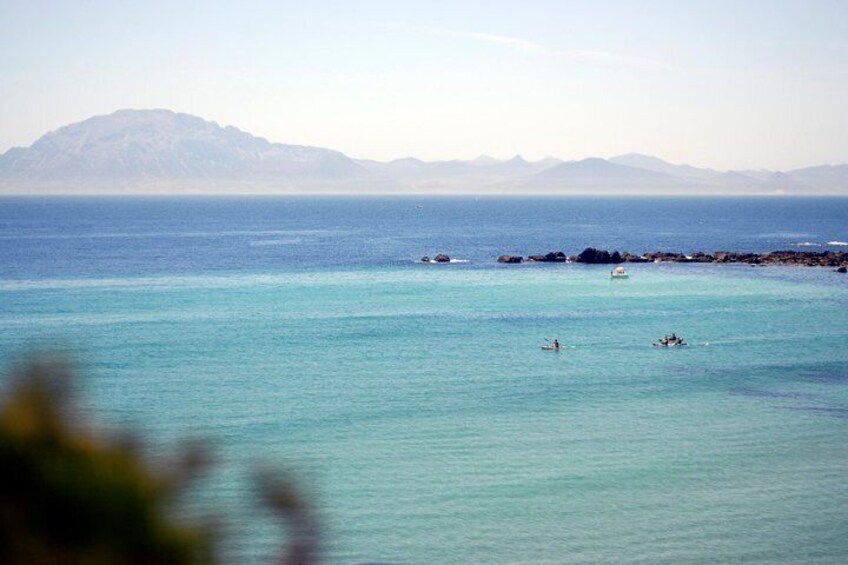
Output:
(1, 109), (846, 196)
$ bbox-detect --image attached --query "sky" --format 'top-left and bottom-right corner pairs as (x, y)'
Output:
(1, 0), (847, 170)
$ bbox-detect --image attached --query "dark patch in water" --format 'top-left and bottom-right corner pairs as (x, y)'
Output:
(729, 388), (810, 400)
(787, 405), (848, 419)
(799, 371), (848, 385)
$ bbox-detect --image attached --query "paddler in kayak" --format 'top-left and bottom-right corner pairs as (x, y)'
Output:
(541, 338), (562, 351)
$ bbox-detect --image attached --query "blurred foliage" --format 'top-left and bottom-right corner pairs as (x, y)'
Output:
(0, 356), (319, 565)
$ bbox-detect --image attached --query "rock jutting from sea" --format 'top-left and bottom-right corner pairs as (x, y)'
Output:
(421, 254), (451, 263)
(495, 247), (848, 269)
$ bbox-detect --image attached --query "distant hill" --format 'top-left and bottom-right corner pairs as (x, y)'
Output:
(609, 153), (721, 182)
(525, 157), (704, 192)
(786, 164), (848, 192)
(0, 109), (369, 192)
(0, 110), (845, 194)
(606, 153), (848, 194)
(355, 154), (558, 182)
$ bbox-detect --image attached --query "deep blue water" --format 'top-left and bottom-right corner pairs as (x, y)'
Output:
(1, 197), (847, 564)
(1, 196), (846, 278)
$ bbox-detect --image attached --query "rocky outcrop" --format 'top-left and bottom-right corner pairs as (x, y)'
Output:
(758, 251), (844, 267)
(638, 250), (848, 267)
(643, 251), (687, 262)
(574, 247), (624, 264)
(494, 248), (848, 268)
(620, 252), (649, 263)
(685, 250), (848, 267)
(709, 251), (760, 264)
(527, 251), (567, 262)
(576, 248), (607, 263)
(688, 252), (715, 263)
(420, 254), (451, 263)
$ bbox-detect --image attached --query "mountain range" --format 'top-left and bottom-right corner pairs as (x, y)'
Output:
(1, 109), (846, 194)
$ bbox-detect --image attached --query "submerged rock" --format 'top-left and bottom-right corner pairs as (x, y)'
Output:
(497, 255), (523, 264)
(434, 254), (451, 263)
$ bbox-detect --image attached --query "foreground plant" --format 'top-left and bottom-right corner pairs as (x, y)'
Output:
(0, 356), (318, 565)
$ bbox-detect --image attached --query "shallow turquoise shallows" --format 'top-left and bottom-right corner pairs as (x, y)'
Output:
(3, 262), (847, 564)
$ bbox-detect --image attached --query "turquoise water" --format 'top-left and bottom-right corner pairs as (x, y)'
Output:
(3, 262), (847, 563)
(1, 197), (848, 563)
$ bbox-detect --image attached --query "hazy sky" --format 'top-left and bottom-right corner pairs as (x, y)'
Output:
(1, 0), (846, 170)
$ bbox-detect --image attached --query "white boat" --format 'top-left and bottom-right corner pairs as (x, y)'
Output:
(610, 266), (629, 279)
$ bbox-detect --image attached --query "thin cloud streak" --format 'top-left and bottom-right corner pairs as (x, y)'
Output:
(380, 21), (673, 70)
(459, 30), (546, 54)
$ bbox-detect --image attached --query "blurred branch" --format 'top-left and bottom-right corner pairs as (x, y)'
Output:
(0, 354), (319, 564)
(256, 468), (320, 565)
(0, 355), (215, 563)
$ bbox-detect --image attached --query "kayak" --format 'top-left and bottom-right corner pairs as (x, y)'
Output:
(541, 345), (561, 351)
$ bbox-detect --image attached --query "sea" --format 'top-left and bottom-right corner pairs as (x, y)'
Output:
(1, 196), (847, 564)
